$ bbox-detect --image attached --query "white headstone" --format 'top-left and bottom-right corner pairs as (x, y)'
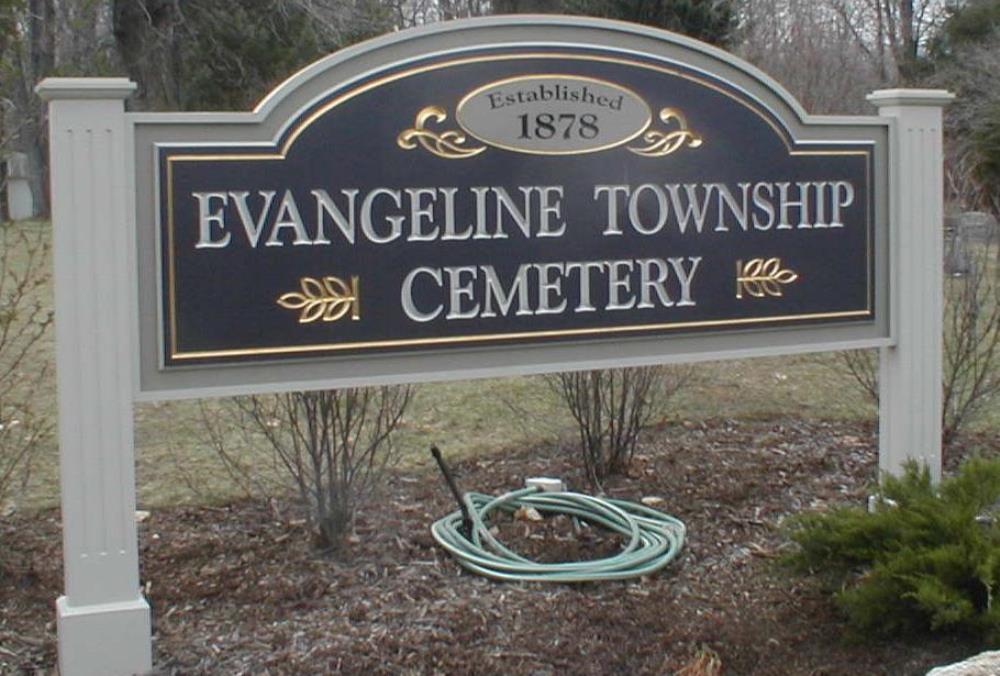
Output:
(3, 152), (35, 220)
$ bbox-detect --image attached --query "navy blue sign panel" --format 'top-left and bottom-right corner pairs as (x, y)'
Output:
(158, 46), (874, 367)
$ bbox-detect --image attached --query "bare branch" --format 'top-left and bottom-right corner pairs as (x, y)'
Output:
(547, 365), (694, 488)
(202, 385), (413, 551)
(0, 223), (54, 508)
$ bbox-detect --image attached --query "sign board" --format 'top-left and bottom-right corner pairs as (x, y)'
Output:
(42, 16), (957, 676)
(133, 18), (889, 396)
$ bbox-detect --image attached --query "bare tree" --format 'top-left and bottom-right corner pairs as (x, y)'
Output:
(390, 0), (491, 24)
(54, 0), (116, 72)
(737, 0), (885, 114)
(205, 386), (413, 551)
(736, 0), (948, 114)
(1, 0), (119, 217)
(0, 0), (54, 216)
(110, 0), (182, 109)
(550, 366), (693, 489)
(825, 0), (944, 84)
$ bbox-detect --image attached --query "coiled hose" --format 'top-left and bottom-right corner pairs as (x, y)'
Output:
(430, 485), (686, 582)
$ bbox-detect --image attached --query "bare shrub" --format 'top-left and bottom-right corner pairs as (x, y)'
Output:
(549, 366), (693, 489)
(204, 386), (413, 550)
(942, 231), (1000, 445)
(0, 223), (52, 511)
(836, 227), (1000, 446)
(837, 349), (878, 404)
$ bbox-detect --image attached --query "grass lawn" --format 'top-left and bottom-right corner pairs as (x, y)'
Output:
(3, 220), (998, 511)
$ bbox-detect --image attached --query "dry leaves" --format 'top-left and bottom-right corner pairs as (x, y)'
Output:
(3, 420), (996, 674)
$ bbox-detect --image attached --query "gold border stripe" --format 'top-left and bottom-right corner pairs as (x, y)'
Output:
(169, 309), (872, 361)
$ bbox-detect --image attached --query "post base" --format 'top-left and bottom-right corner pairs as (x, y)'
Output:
(57, 595), (152, 676)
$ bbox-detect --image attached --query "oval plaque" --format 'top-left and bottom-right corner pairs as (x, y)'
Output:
(456, 74), (651, 155)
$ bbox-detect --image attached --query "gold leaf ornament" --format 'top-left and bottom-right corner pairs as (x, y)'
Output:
(397, 106), (486, 159)
(736, 258), (799, 299)
(277, 275), (360, 323)
(628, 107), (703, 157)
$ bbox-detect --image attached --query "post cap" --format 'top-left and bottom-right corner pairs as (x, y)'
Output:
(36, 78), (137, 102)
(867, 89), (955, 108)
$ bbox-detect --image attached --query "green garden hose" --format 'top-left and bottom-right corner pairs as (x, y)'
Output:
(430, 485), (686, 582)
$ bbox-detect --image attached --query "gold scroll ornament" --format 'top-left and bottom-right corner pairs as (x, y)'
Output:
(397, 106), (486, 160)
(736, 258), (799, 299)
(627, 108), (703, 157)
(277, 275), (360, 323)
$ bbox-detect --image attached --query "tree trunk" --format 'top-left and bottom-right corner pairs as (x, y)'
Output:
(112, 0), (182, 110)
(9, 0), (55, 217)
(898, 0), (917, 83)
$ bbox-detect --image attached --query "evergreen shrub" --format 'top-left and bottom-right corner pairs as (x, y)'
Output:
(786, 458), (1000, 641)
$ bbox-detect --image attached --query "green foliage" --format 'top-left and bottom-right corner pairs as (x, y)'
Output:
(114, 0), (393, 112)
(562, 0), (737, 46)
(786, 458), (1000, 641)
(179, 1), (330, 111)
(924, 1), (1000, 198)
(972, 104), (1000, 186)
(930, 0), (1000, 59)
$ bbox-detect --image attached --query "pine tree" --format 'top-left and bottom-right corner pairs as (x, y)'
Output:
(564, 0), (737, 46)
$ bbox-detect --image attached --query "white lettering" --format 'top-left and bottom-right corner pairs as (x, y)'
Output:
(445, 266), (481, 319)
(606, 260), (636, 310)
(830, 181), (855, 228)
(627, 183), (668, 235)
(665, 184), (713, 234)
(481, 265), (533, 317)
(536, 262), (567, 315)
(266, 190), (311, 246)
(536, 186), (566, 237)
(406, 188), (439, 242)
(193, 192), (230, 248)
(637, 258), (674, 308)
(361, 188), (404, 243)
(593, 184), (630, 235)
(401, 267), (443, 322)
(230, 190), (276, 247)
(669, 257), (701, 306)
(311, 188), (357, 244)
(752, 183), (775, 231)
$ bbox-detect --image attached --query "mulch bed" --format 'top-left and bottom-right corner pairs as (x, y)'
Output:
(3, 417), (998, 674)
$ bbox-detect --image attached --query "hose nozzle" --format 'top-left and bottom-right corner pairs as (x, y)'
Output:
(430, 445), (473, 539)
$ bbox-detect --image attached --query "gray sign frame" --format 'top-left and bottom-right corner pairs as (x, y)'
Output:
(130, 16), (890, 400)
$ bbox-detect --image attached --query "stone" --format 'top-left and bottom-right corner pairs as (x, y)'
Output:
(927, 651), (1000, 676)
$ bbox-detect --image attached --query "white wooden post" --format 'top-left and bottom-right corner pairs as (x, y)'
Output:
(869, 89), (954, 483)
(36, 78), (152, 676)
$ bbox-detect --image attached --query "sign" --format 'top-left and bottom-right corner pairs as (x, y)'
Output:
(44, 18), (957, 676)
(156, 47), (878, 368)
